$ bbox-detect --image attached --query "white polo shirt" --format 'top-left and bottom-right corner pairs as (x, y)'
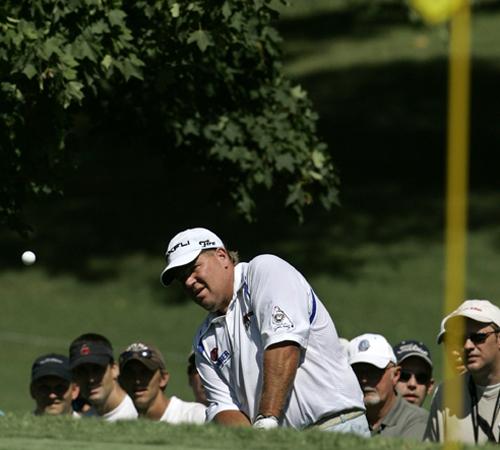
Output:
(85, 394), (138, 421)
(159, 396), (206, 424)
(194, 254), (364, 428)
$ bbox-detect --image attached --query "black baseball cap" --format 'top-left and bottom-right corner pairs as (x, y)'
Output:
(31, 353), (72, 383)
(69, 341), (114, 369)
(393, 340), (433, 368)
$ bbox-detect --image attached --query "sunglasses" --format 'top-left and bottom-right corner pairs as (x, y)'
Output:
(34, 382), (70, 396)
(399, 370), (431, 385)
(119, 349), (153, 364)
(446, 330), (499, 345)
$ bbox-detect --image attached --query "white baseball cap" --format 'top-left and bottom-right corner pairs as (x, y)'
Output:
(348, 333), (397, 369)
(160, 227), (224, 286)
(437, 299), (500, 344)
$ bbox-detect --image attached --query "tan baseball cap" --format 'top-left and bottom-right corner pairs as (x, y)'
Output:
(119, 342), (166, 371)
(437, 299), (500, 344)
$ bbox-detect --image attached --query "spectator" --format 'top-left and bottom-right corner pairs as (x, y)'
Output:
(69, 333), (137, 421)
(160, 227), (368, 434)
(30, 353), (79, 416)
(349, 333), (428, 439)
(119, 342), (206, 424)
(393, 340), (434, 407)
(425, 299), (500, 443)
(187, 351), (208, 406)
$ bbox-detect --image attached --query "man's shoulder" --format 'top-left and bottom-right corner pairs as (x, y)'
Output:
(163, 396), (206, 424)
(389, 395), (429, 425)
(246, 254), (295, 279)
(383, 395), (428, 439)
(170, 396), (206, 411)
(401, 398), (429, 420)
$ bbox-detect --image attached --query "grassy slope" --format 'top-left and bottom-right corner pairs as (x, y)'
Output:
(1, 0), (500, 426)
(0, 414), (464, 450)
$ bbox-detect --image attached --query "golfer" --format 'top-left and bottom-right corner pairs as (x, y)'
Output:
(160, 227), (368, 434)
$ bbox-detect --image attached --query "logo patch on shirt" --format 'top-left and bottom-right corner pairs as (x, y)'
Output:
(215, 350), (231, 368)
(271, 306), (294, 331)
(210, 347), (218, 361)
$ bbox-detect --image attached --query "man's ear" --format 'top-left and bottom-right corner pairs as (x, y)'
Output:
(427, 378), (435, 396)
(111, 363), (120, 380)
(159, 370), (170, 390)
(214, 247), (228, 260)
(392, 366), (401, 385)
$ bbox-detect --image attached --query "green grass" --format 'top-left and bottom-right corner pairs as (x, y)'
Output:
(0, 413), (478, 450)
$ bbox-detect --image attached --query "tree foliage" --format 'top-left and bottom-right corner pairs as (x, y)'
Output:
(0, 0), (339, 233)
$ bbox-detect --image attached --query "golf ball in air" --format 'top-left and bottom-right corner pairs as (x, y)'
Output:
(22, 251), (36, 266)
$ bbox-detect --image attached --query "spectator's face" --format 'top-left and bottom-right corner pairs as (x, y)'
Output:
(463, 319), (500, 375)
(72, 362), (117, 407)
(120, 361), (168, 413)
(352, 363), (399, 407)
(395, 357), (434, 407)
(177, 249), (234, 314)
(31, 375), (79, 415)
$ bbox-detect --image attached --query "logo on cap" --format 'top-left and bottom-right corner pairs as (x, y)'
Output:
(167, 240), (190, 256)
(80, 344), (91, 356)
(358, 339), (370, 352)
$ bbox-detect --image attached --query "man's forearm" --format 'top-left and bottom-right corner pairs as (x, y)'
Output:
(258, 341), (300, 419)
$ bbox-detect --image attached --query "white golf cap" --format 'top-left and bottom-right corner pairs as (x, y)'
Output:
(160, 227), (224, 286)
(348, 333), (397, 369)
(437, 299), (500, 344)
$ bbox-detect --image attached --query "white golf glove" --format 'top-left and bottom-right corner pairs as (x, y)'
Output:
(253, 414), (279, 429)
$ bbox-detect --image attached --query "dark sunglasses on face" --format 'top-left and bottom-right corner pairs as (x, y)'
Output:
(34, 382), (70, 396)
(119, 349), (153, 364)
(446, 330), (499, 345)
(399, 370), (431, 385)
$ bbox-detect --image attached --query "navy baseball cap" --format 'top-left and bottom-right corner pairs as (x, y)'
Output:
(69, 341), (114, 369)
(31, 353), (72, 383)
(393, 340), (433, 368)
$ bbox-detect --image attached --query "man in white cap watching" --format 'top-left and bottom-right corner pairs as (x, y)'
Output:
(349, 333), (428, 439)
(425, 299), (500, 444)
(160, 227), (368, 434)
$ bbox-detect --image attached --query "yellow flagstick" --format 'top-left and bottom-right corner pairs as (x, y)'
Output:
(444, 0), (471, 448)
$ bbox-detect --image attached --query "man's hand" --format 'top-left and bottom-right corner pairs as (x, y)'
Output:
(253, 414), (279, 429)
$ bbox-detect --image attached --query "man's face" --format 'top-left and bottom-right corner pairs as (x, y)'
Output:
(119, 361), (168, 413)
(463, 319), (500, 375)
(176, 249), (234, 314)
(395, 357), (434, 406)
(352, 362), (399, 407)
(72, 362), (117, 407)
(31, 375), (79, 416)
